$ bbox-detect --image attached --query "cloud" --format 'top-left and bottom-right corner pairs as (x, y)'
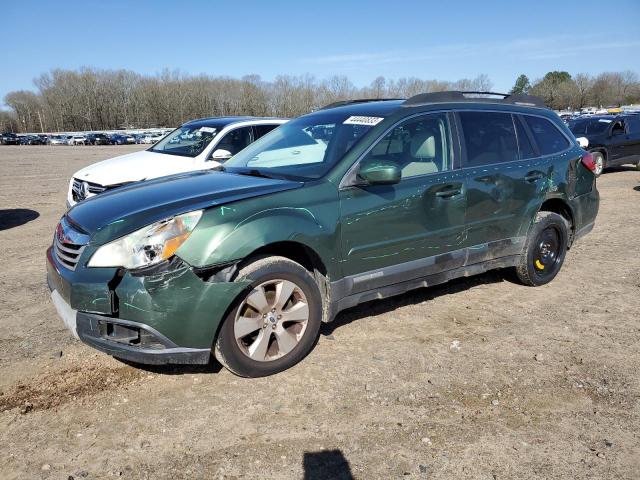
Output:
(303, 35), (640, 67)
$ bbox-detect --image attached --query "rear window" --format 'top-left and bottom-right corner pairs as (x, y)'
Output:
(459, 111), (518, 167)
(524, 116), (570, 155)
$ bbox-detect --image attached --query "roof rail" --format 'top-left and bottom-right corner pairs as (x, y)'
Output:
(403, 91), (546, 108)
(318, 98), (402, 110)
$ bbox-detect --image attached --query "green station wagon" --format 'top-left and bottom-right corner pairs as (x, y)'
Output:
(47, 92), (599, 377)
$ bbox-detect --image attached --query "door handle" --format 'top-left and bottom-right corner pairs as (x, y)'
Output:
(435, 188), (462, 198)
(524, 172), (544, 183)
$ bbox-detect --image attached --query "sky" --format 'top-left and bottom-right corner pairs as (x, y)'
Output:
(1, 0), (639, 106)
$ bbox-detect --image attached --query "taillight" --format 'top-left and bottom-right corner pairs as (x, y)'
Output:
(580, 151), (596, 173)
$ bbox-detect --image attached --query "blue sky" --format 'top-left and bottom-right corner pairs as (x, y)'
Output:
(1, 0), (639, 105)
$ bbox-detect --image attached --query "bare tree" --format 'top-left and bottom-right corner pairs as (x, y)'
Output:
(4, 67), (639, 133)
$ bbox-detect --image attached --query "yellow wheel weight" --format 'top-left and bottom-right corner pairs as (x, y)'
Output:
(535, 259), (545, 270)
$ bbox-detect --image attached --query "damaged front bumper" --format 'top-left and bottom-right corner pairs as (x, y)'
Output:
(46, 247), (250, 365)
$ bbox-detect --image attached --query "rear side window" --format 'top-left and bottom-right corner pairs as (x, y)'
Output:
(459, 111), (518, 167)
(254, 124), (279, 139)
(515, 116), (536, 159)
(524, 116), (570, 155)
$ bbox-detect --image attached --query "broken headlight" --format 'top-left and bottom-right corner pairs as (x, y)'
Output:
(88, 210), (202, 269)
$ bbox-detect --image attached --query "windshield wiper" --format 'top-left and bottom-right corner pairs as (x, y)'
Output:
(228, 168), (278, 179)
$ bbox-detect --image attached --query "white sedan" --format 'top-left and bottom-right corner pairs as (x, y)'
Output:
(67, 117), (287, 206)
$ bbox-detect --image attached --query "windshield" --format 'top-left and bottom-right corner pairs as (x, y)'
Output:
(149, 124), (219, 157)
(224, 113), (379, 179)
(569, 118), (611, 135)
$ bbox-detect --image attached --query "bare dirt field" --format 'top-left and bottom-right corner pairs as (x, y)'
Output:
(0, 145), (639, 479)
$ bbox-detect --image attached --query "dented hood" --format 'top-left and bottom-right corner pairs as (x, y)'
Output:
(67, 170), (302, 243)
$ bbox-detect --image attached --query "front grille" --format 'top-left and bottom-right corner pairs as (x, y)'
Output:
(53, 217), (89, 270)
(72, 178), (106, 202)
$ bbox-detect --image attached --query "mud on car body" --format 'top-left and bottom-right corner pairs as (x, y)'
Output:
(48, 91), (599, 377)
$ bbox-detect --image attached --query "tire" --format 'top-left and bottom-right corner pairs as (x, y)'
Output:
(514, 212), (569, 287)
(635, 159), (640, 171)
(214, 256), (322, 377)
(592, 151), (605, 176)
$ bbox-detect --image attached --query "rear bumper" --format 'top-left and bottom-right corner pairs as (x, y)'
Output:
(574, 221), (595, 242)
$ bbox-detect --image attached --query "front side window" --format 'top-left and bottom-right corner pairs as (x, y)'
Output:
(225, 113), (380, 180)
(150, 124), (220, 157)
(215, 126), (254, 156)
(361, 113), (451, 178)
(611, 120), (626, 136)
(459, 111), (518, 167)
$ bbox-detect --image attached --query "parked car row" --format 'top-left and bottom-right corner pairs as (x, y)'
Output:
(0, 130), (171, 146)
(47, 92), (601, 378)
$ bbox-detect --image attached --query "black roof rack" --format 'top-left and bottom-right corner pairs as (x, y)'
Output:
(403, 91), (546, 108)
(318, 98), (402, 110)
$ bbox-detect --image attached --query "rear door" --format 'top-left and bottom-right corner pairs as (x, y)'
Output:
(339, 112), (466, 288)
(606, 119), (633, 164)
(627, 116), (640, 159)
(458, 110), (550, 256)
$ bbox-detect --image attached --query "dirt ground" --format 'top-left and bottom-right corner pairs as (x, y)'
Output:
(0, 145), (638, 480)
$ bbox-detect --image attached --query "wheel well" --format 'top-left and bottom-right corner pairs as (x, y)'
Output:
(244, 241), (332, 322)
(246, 241), (327, 277)
(539, 198), (575, 245)
(591, 148), (607, 160)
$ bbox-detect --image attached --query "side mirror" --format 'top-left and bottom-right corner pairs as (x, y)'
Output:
(576, 137), (589, 148)
(358, 160), (401, 185)
(210, 149), (232, 162)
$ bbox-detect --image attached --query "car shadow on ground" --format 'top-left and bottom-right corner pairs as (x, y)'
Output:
(0, 208), (39, 231)
(118, 359), (223, 375)
(322, 269), (509, 336)
(604, 165), (638, 174)
(633, 186), (640, 192)
(303, 450), (354, 480)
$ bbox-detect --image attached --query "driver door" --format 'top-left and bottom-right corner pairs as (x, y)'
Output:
(338, 112), (466, 293)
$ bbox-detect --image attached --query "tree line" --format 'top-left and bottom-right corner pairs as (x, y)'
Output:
(1, 69), (492, 133)
(1, 67), (638, 133)
(511, 70), (640, 111)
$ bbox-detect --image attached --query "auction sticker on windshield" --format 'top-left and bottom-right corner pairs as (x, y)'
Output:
(344, 116), (384, 126)
(200, 126), (217, 133)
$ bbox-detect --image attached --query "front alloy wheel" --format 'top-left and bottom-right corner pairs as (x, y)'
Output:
(234, 279), (310, 362)
(214, 256), (322, 377)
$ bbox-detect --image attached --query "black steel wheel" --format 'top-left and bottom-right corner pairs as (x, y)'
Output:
(515, 212), (569, 286)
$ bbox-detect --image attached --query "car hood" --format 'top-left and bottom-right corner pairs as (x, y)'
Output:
(67, 170), (303, 244)
(73, 150), (202, 186)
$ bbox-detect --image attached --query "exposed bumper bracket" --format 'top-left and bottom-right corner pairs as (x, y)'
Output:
(76, 312), (212, 365)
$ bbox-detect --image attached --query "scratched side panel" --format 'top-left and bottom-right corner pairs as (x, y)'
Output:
(177, 181), (343, 279)
(115, 265), (251, 349)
